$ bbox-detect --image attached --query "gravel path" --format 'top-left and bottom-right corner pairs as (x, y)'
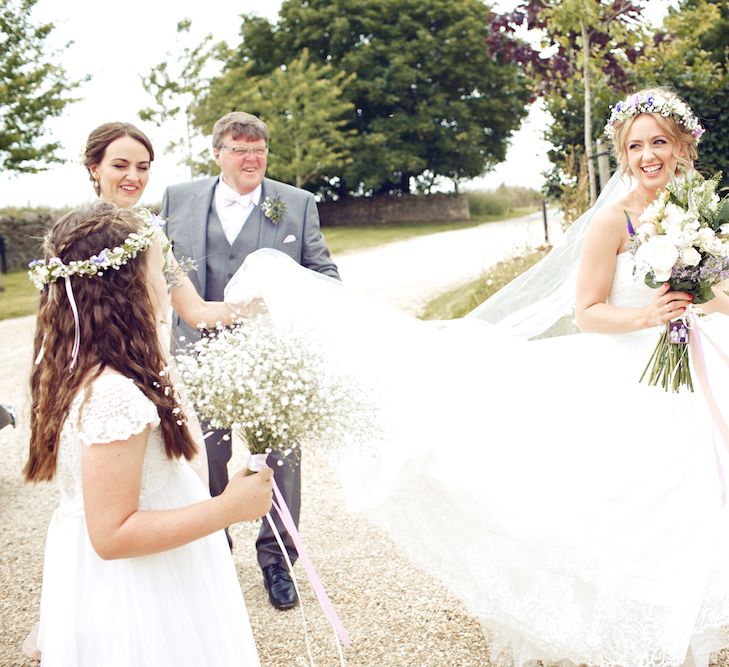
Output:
(1, 218), (728, 666)
(336, 212), (556, 314)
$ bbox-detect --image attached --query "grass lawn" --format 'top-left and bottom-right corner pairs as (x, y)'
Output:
(419, 247), (550, 320)
(323, 206), (537, 256)
(0, 270), (38, 321)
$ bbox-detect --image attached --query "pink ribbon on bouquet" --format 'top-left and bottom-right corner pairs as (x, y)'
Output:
(248, 453), (349, 666)
(686, 314), (729, 505)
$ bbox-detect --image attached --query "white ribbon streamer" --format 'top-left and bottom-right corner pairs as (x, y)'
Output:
(64, 275), (81, 371)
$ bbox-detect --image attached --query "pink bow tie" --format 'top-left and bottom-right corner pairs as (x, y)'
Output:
(223, 192), (253, 208)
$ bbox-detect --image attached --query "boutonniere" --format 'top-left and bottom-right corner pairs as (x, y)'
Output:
(261, 196), (286, 224)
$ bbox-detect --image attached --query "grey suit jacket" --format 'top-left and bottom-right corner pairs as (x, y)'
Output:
(161, 175), (340, 344)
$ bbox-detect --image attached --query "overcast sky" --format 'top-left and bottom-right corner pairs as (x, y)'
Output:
(0, 0), (671, 208)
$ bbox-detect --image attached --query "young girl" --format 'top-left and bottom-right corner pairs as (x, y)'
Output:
(25, 202), (272, 666)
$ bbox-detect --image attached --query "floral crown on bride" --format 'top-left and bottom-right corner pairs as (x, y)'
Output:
(28, 208), (162, 290)
(604, 91), (705, 143)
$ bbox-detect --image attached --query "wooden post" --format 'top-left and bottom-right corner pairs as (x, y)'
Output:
(542, 199), (549, 245)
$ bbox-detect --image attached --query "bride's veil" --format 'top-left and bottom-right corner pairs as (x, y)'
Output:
(466, 171), (631, 339)
(220, 171), (634, 510)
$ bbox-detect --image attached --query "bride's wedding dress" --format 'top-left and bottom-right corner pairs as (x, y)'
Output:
(225, 248), (729, 667)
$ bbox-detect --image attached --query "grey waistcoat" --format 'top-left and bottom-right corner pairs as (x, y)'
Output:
(204, 203), (262, 301)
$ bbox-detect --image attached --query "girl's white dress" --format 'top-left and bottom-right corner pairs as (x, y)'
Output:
(37, 372), (259, 667)
(226, 248), (729, 667)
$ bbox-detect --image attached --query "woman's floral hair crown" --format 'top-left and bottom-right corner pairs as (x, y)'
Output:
(604, 91), (705, 143)
(28, 208), (163, 290)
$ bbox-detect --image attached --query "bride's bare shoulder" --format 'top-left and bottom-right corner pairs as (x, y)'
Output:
(585, 200), (631, 244)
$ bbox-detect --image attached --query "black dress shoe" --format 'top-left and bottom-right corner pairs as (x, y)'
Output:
(262, 563), (298, 610)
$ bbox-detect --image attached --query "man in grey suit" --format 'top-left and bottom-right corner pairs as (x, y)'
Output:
(162, 111), (340, 610)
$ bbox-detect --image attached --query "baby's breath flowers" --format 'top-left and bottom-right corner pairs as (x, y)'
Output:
(175, 315), (377, 459)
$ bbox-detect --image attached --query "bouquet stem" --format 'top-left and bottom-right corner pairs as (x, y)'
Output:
(639, 324), (694, 393)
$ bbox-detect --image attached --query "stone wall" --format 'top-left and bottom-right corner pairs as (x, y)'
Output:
(0, 212), (55, 273)
(319, 192), (469, 226)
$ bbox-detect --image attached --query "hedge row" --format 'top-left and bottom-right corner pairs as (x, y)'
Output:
(0, 209), (63, 273)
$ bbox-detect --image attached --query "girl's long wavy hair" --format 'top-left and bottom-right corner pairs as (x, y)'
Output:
(24, 202), (197, 482)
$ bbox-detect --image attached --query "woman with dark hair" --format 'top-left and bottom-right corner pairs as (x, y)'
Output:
(24, 202), (271, 665)
(82, 121), (259, 330)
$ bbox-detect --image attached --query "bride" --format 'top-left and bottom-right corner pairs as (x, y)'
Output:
(224, 88), (729, 666)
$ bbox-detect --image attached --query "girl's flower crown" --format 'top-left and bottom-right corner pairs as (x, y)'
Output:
(604, 92), (705, 143)
(28, 209), (163, 290)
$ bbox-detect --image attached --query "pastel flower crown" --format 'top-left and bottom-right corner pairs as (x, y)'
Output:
(28, 209), (163, 290)
(604, 92), (705, 143)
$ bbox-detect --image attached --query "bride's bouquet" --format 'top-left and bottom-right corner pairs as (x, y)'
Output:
(629, 169), (729, 391)
(175, 315), (376, 461)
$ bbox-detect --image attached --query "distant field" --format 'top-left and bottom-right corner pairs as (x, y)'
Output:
(0, 270), (38, 321)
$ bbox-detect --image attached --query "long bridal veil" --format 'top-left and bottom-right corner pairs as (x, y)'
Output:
(468, 171), (630, 338)
(221, 174), (729, 667)
(220, 171), (633, 509)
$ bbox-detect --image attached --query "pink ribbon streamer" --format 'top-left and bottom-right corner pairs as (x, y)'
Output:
(269, 477), (351, 648)
(687, 315), (729, 505)
(247, 452), (349, 661)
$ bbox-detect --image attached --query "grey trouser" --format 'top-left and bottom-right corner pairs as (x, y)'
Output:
(206, 428), (300, 568)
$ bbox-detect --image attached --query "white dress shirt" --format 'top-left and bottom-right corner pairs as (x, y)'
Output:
(213, 178), (262, 245)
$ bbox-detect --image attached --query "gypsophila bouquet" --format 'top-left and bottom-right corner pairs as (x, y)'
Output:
(628, 169), (729, 392)
(175, 315), (377, 459)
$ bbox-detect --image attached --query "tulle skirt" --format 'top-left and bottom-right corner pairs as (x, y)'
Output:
(226, 249), (729, 667)
(357, 321), (729, 667)
(37, 461), (259, 667)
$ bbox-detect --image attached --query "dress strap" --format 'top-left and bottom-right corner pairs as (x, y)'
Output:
(624, 211), (636, 237)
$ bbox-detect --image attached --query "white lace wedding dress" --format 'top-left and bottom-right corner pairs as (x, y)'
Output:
(36, 372), (259, 667)
(226, 248), (729, 667)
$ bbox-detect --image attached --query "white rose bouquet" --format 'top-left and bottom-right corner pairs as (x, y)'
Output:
(629, 169), (729, 391)
(175, 315), (376, 461)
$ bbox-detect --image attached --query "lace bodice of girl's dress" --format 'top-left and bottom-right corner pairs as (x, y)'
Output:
(56, 373), (174, 503)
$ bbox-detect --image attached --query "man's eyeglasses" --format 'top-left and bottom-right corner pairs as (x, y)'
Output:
(219, 145), (268, 158)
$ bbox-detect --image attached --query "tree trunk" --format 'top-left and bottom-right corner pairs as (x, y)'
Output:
(581, 19), (597, 205)
(295, 137), (303, 189)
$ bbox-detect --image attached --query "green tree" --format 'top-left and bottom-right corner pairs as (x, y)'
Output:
(0, 0), (84, 173)
(547, 0), (604, 204)
(210, 0), (531, 197)
(139, 19), (229, 177)
(541, 1), (647, 203)
(194, 50), (355, 189)
(632, 0), (729, 188)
